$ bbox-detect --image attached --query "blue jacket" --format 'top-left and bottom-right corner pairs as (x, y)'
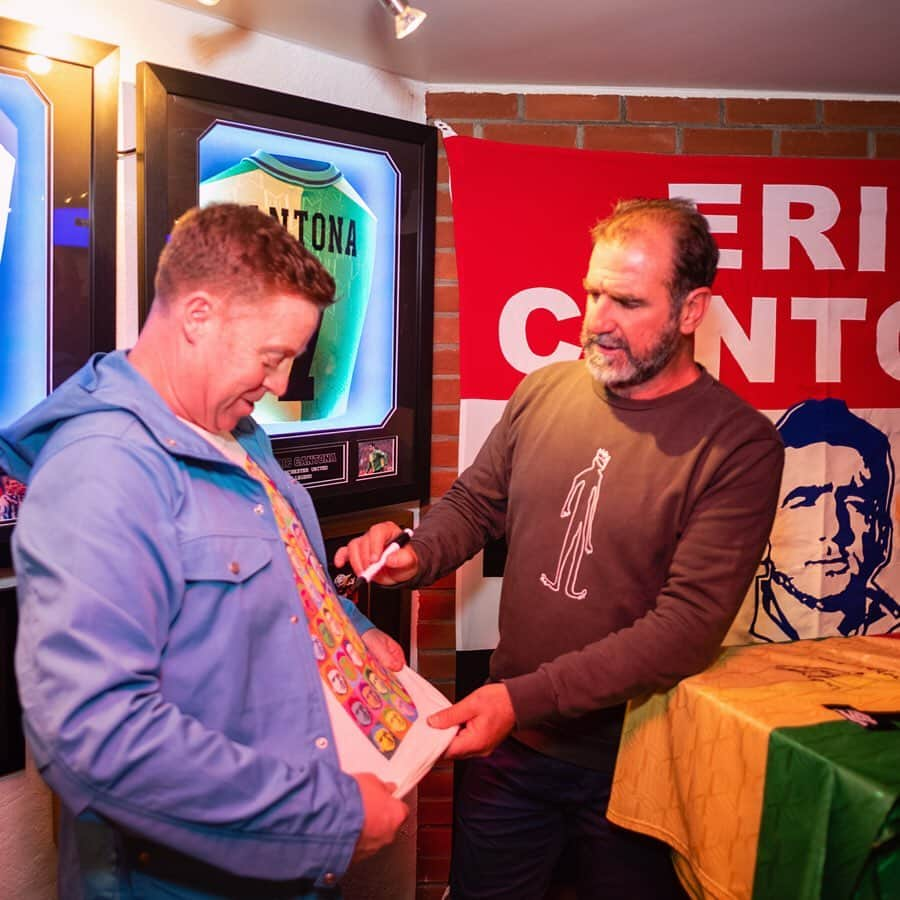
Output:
(0, 352), (374, 897)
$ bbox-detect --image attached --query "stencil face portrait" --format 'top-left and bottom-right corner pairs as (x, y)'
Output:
(770, 443), (875, 607)
(753, 397), (897, 640)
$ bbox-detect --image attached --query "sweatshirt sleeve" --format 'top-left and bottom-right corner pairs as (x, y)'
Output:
(408, 404), (513, 586)
(505, 427), (785, 725)
(13, 435), (362, 882)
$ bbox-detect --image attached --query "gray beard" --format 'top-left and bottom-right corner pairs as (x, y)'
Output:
(583, 315), (682, 391)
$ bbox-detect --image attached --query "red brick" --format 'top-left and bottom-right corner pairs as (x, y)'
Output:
(432, 377), (459, 405)
(525, 94), (619, 122)
(433, 314), (459, 345)
(430, 437), (459, 467)
(436, 187), (453, 218)
(418, 798), (453, 825)
(418, 592), (455, 622)
(626, 96), (719, 124)
(430, 469), (458, 500)
(435, 219), (455, 250)
(432, 347), (459, 376)
(417, 650), (456, 681)
(682, 128), (773, 155)
(824, 100), (900, 127)
(436, 155), (450, 184)
(430, 439), (459, 470)
(418, 620), (456, 649)
(780, 130), (867, 157)
(431, 406), (460, 436)
(481, 123), (578, 148)
(418, 826), (453, 857)
(583, 125), (676, 154)
(725, 98), (817, 125)
(875, 133), (900, 158)
(426, 92), (519, 120)
(434, 250), (457, 281)
(434, 284), (459, 313)
(420, 764), (454, 797)
(418, 855), (451, 883)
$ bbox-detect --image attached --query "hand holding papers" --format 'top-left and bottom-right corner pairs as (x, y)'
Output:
(326, 661), (457, 799)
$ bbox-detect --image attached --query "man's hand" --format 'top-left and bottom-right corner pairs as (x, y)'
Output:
(333, 522), (420, 586)
(362, 628), (406, 672)
(351, 773), (410, 862)
(427, 683), (516, 759)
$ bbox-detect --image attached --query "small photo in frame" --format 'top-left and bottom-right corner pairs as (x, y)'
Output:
(357, 436), (397, 480)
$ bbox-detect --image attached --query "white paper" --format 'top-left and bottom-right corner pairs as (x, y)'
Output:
(324, 664), (457, 799)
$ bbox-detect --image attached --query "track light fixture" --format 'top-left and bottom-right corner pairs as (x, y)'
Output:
(378, 0), (427, 39)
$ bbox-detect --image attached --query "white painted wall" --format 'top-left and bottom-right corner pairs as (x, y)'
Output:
(0, 2), (425, 896)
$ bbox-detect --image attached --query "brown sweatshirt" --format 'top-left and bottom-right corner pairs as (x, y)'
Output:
(410, 361), (784, 768)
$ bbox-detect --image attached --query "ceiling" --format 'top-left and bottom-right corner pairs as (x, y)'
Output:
(162, 0), (900, 96)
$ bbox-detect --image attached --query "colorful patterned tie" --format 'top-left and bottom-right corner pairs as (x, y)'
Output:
(243, 455), (417, 759)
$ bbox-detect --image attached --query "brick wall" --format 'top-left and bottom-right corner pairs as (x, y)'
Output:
(414, 90), (900, 898)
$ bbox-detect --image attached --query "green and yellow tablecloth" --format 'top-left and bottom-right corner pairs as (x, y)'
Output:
(607, 637), (900, 899)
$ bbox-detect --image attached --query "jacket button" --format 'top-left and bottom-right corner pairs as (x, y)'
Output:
(228, 561), (240, 575)
(289, 615), (299, 624)
(315, 736), (329, 749)
(165, 438), (177, 447)
(323, 873), (337, 885)
(253, 504), (265, 516)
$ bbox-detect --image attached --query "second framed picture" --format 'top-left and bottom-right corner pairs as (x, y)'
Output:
(137, 63), (436, 517)
(0, 17), (118, 568)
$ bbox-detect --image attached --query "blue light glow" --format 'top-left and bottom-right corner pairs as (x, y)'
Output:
(0, 73), (49, 426)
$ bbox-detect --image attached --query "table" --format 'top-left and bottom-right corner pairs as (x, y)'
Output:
(607, 636), (900, 899)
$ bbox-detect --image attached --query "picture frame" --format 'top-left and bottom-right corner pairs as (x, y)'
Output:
(0, 18), (118, 570)
(136, 63), (436, 518)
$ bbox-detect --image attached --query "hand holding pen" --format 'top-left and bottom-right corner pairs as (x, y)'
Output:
(333, 523), (420, 595)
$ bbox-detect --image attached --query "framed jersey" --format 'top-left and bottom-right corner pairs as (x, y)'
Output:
(137, 63), (436, 518)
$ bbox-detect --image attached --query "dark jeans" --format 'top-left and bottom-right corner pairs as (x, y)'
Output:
(449, 737), (687, 900)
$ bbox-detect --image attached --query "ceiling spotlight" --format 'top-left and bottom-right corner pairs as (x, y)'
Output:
(25, 54), (52, 75)
(378, 0), (427, 39)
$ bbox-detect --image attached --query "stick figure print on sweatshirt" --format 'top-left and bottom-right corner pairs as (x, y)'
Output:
(540, 448), (611, 599)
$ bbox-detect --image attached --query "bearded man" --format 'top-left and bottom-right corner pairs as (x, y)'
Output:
(338, 198), (785, 899)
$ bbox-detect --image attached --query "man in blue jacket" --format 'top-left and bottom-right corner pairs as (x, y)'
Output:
(0, 203), (409, 898)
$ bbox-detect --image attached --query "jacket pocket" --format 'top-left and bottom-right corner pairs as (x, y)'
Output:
(179, 535), (273, 584)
